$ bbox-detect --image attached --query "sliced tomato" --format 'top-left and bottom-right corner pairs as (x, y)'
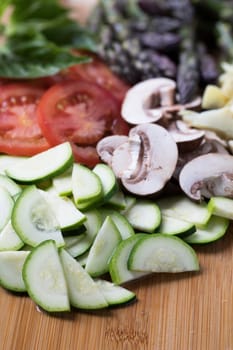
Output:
(0, 83), (50, 156)
(69, 56), (130, 103)
(37, 80), (130, 167)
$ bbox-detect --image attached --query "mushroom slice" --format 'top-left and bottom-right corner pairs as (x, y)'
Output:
(96, 135), (129, 166)
(121, 78), (176, 125)
(173, 137), (229, 180)
(111, 123), (178, 196)
(168, 120), (205, 152)
(179, 153), (233, 200)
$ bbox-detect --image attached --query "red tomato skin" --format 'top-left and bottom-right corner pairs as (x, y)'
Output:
(69, 56), (130, 103)
(37, 80), (130, 167)
(0, 83), (50, 156)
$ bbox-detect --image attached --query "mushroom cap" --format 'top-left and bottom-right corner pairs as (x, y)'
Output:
(96, 135), (129, 166)
(111, 123), (178, 196)
(121, 78), (176, 125)
(179, 153), (233, 200)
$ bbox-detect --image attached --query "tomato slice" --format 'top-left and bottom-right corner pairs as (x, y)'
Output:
(69, 56), (130, 103)
(0, 83), (50, 156)
(37, 80), (130, 167)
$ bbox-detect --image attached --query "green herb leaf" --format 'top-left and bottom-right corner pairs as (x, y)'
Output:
(0, 0), (97, 78)
(0, 32), (91, 78)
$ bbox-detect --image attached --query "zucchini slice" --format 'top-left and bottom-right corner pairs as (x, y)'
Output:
(128, 234), (199, 272)
(124, 200), (161, 233)
(0, 174), (21, 196)
(85, 216), (122, 277)
(23, 240), (70, 312)
(93, 163), (118, 202)
(157, 195), (211, 226)
(0, 187), (14, 231)
(39, 189), (86, 231)
(95, 279), (136, 306)
(184, 215), (229, 244)
(64, 209), (102, 257)
(72, 163), (103, 210)
(101, 208), (135, 239)
(60, 249), (108, 310)
(6, 142), (73, 183)
(158, 215), (196, 237)
(0, 251), (29, 292)
(52, 168), (72, 196)
(0, 221), (24, 251)
(208, 196), (233, 220)
(109, 234), (149, 285)
(12, 185), (64, 247)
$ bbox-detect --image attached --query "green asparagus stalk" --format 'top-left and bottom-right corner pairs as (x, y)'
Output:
(177, 25), (200, 103)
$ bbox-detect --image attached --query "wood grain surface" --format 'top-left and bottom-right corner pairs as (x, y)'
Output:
(1, 223), (233, 350)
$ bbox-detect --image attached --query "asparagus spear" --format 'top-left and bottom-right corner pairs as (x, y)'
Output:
(177, 25), (200, 104)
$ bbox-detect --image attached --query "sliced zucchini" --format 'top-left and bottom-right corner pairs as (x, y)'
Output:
(39, 189), (86, 231)
(23, 240), (70, 312)
(72, 163), (103, 210)
(60, 249), (108, 310)
(107, 190), (127, 210)
(158, 215), (196, 237)
(85, 216), (122, 277)
(109, 234), (149, 285)
(101, 208), (135, 239)
(184, 215), (229, 244)
(0, 187), (14, 231)
(0, 174), (22, 196)
(0, 220), (24, 251)
(0, 155), (27, 175)
(0, 251), (30, 292)
(64, 209), (102, 257)
(208, 196), (233, 220)
(93, 163), (118, 202)
(120, 195), (136, 214)
(157, 195), (211, 226)
(76, 249), (90, 267)
(128, 234), (199, 272)
(52, 168), (72, 196)
(95, 279), (136, 306)
(6, 142), (73, 183)
(124, 200), (161, 233)
(12, 185), (64, 247)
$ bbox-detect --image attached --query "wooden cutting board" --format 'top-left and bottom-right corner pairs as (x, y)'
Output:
(1, 223), (233, 350)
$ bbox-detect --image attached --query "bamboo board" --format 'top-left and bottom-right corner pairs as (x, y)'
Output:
(1, 224), (233, 350)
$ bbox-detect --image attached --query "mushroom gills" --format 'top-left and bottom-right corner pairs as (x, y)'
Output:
(112, 123), (178, 196)
(191, 173), (233, 199)
(121, 78), (176, 125)
(179, 153), (233, 200)
(96, 135), (129, 166)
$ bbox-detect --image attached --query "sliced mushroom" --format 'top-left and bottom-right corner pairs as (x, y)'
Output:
(121, 78), (176, 125)
(173, 137), (229, 180)
(179, 153), (233, 200)
(168, 120), (205, 153)
(96, 135), (129, 166)
(110, 123), (178, 196)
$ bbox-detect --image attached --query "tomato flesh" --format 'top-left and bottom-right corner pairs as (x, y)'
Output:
(37, 80), (129, 167)
(0, 84), (50, 156)
(69, 56), (130, 103)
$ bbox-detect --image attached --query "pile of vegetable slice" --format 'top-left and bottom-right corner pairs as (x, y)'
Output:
(0, 142), (232, 312)
(1, 0), (233, 314)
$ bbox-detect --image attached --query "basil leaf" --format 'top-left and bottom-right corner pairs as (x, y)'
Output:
(0, 33), (91, 79)
(0, 0), (97, 78)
